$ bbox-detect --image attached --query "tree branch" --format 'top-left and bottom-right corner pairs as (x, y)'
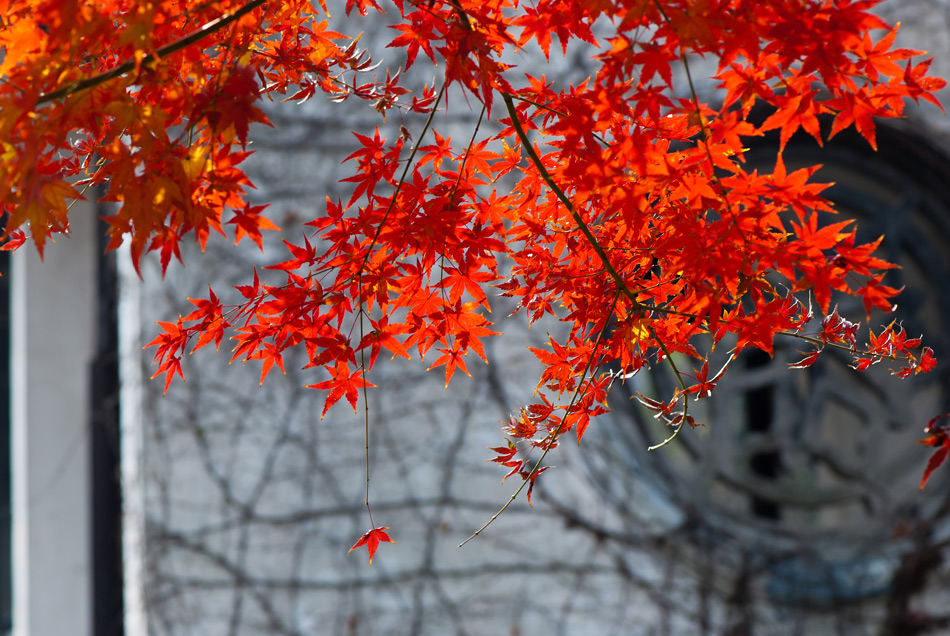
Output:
(36, 0), (267, 105)
(501, 92), (647, 312)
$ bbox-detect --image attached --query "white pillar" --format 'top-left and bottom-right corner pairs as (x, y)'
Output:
(10, 207), (96, 636)
(118, 238), (148, 636)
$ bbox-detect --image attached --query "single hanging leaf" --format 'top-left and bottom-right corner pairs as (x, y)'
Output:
(348, 527), (395, 565)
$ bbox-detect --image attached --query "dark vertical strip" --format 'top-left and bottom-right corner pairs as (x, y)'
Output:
(0, 248), (12, 632)
(745, 349), (781, 520)
(91, 219), (124, 636)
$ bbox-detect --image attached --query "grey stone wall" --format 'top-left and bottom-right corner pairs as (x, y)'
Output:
(129, 3), (950, 635)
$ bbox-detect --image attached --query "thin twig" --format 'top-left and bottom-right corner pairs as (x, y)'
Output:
(502, 89), (695, 451)
(36, 0), (267, 105)
(353, 81), (448, 279)
(503, 92), (663, 316)
(352, 82), (449, 529)
(359, 286), (375, 528)
(459, 291), (622, 547)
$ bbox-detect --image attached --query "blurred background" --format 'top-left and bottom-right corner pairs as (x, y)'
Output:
(6, 1), (950, 634)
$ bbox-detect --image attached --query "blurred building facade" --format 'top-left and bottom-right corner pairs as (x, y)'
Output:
(6, 1), (950, 635)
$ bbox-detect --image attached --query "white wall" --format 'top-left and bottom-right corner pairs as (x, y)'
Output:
(126, 2), (950, 635)
(10, 204), (97, 636)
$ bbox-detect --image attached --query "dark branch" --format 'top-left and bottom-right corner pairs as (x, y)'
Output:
(36, 0), (267, 105)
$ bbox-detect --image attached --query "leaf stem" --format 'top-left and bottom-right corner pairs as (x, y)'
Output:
(359, 300), (375, 528)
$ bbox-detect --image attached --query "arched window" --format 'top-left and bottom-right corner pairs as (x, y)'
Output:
(590, 120), (950, 613)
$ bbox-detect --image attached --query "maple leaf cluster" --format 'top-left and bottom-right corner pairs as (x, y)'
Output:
(0, 0), (403, 265)
(2, 0), (947, 563)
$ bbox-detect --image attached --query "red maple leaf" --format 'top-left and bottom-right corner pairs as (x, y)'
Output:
(348, 527), (395, 565)
(5, 0), (947, 552)
(919, 414), (950, 489)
